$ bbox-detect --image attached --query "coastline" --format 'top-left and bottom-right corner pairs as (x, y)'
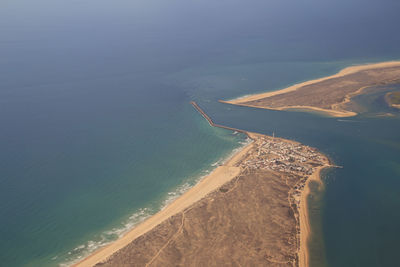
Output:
(220, 102), (357, 117)
(221, 60), (400, 117)
(73, 137), (254, 267)
(75, 130), (330, 267)
(298, 165), (330, 267)
(74, 101), (332, 267)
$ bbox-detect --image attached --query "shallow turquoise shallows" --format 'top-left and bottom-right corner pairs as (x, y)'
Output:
(1, 0), (400, 266)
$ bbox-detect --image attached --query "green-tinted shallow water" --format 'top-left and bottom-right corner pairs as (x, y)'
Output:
(1, 0), (400, 266)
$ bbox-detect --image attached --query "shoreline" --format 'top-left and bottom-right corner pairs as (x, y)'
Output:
(221, 60), (400, 117)
(221, 101), (357, 117)
(73, 137), (254, 267)
(74, 102), (331, 267)
(298, 165), (331, 267)
(74, 131), (330, 267)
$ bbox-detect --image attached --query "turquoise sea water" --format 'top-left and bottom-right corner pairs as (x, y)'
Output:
(1, 0), (400, 266)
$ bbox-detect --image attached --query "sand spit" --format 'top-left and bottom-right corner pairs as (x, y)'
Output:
(74, 103), (331, 267)
(75, 135), (330, 266)
(222, 61), (400, 117)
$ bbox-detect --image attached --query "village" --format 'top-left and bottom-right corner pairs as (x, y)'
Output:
(191, 100), (330, 207)
(241, 135), (327, 175)
(239, 134), (330, 205)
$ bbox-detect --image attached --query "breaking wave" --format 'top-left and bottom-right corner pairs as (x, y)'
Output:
(58, 135), (251, 266)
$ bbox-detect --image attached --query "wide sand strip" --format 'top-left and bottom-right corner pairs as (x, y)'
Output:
(74, 132), (331, 267)
(73, 140), (254, 267)
(225, 61), (400, 104)
(298, 165), (329, 267)
(221, 61), (400, 117)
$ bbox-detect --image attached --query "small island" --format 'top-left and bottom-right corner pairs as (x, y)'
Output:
(221, 61), (400, 117)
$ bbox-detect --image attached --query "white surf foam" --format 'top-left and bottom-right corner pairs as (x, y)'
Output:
(58, 135), (251, 267)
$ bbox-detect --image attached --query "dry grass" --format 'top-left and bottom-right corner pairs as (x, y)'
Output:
(96, 169), (301, 267)
(230, 66), (400, 116)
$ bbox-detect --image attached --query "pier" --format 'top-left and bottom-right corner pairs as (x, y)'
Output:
(190, 101), (248, 136)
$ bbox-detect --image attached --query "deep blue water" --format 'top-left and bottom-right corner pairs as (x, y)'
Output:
(1, 0), (400, 266)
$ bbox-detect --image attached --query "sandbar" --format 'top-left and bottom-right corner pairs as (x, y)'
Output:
(221, 61), (400, 117)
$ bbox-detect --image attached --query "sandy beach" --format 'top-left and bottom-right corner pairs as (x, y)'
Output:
(74, 101), (332, 267)
(73, 139), (254, 267)
(225, 61), (400, 104)
(298, 165), (330, 267)
(74, 129), (330, 267)
(224, 103), (357, 117)
(222, 61), (400, 117)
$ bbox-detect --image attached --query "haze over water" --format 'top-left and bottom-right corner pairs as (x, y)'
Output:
(1, 0), (400, 266)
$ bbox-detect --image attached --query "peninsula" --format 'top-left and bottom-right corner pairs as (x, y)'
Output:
(74, 103), (331, 267)
(221, 61), (400, 117)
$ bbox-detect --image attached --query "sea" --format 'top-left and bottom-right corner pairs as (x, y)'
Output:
(1, 0), (400, 266)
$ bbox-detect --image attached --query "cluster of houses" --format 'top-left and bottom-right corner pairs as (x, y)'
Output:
(240, 135), (330, 208)
(241, 136), (326, 177)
